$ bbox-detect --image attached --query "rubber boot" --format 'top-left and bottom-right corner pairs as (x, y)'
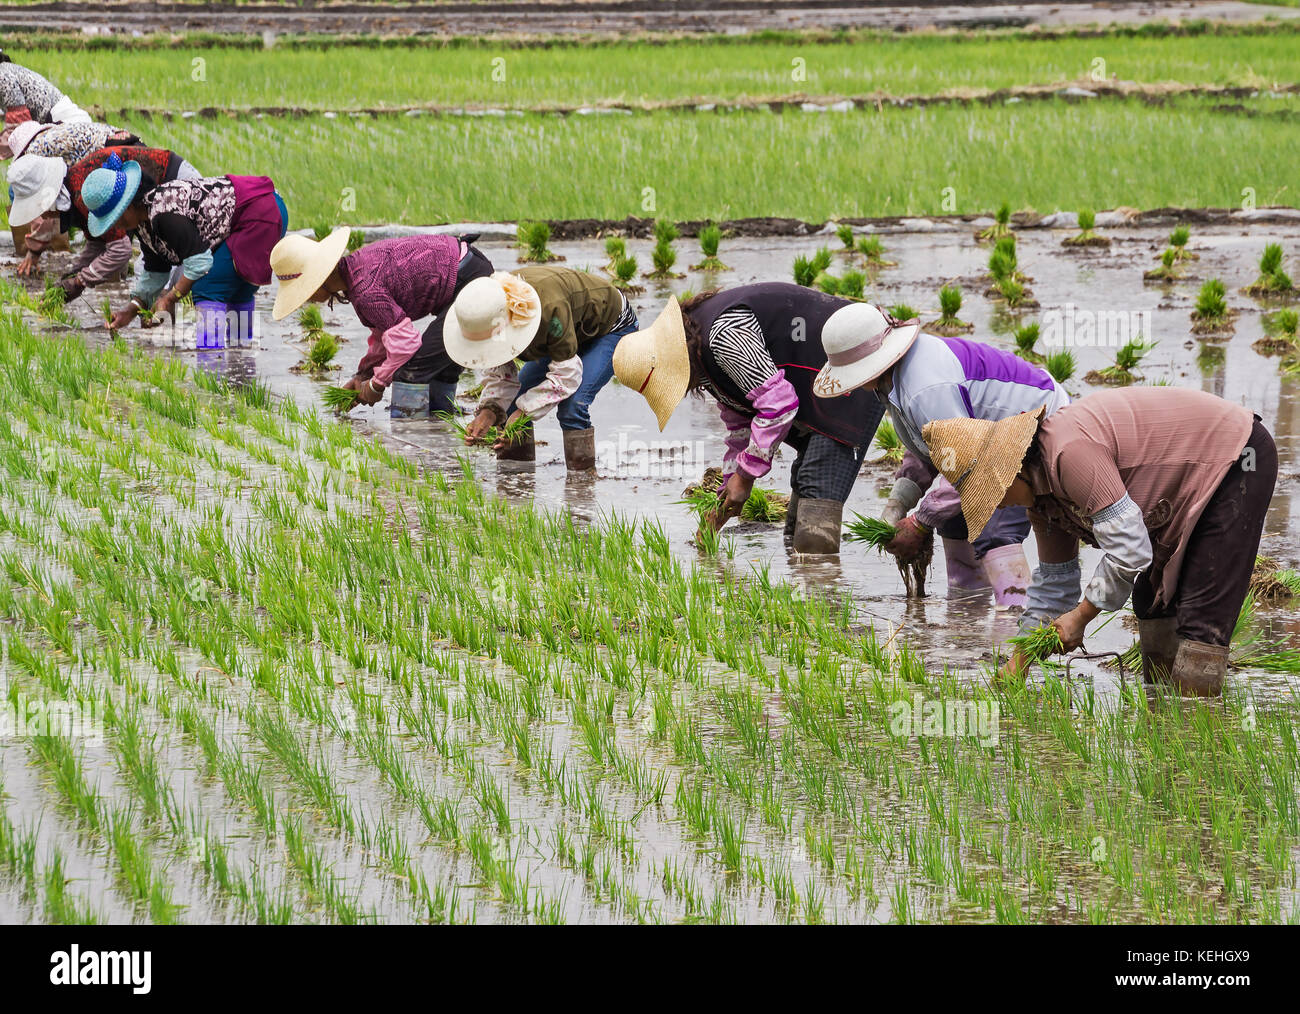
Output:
(10, 224), (28, 257)
(428, 380), (458, 417)
(792, 498), (842, 555)
(1137, 617), (1178, 684)
(1168, 639), (1229, 697)
(562, 427), (597, 472)
(389, 381), (431, 420)
(944, 537), (991, 594)
(981, 543), (1031, 609)
(784, 492), (801, 541)
(496, 423), (535, 462)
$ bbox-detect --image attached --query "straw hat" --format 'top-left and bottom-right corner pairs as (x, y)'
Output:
(270, 229), (352, 320)
(6, 121), (50, 159)
(921, 406), (1047, 541)
(5, 155), (65, 226)
(443, 272), (543, 370)
(812, 303), (920, 398)
(82, 156), (142, 236)
(611, 297), (689, 431)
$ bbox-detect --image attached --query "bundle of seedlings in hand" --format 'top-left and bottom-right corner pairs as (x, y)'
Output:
(976, 201), (1013, 243)
(1169, 225), (1196, 261)
(1045, 349), (1076, 384)
(677, 482), (786, 525)
(873, 419), (904, 464)
(1008, 622), (1063, 663)
(435, 410), (472, 440)
(611, 254), (642, 292)
(926, 285), (972, 335)
(648, 220), (683, 279)
(1143, 248), (1181, 283)
(604, 236), (626, 272)
(1013, 321), (1042, 361)
(857, 234), (894, 268)
(1063, 208), (1108, 247)
(1085, 337), (1156, 385)
(1191, 278), (1234, 334)
(517, 221), (561, 263)
(690, 224), (730, 272)
(1243, 243), (1294, 297)
(100, 296), (114, 328)
(322, 385), (360, 412)
(844, 513), (898, 550)
(1253, 308), (1299, 356)
(848, 512), (935, 597)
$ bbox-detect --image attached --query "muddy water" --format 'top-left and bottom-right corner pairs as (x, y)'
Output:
(18, 218), (1300, 702)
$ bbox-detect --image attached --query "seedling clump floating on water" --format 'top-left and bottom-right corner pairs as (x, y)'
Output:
(612, 254), (642, 292)
(517, 221), (561, 263)
(976, 201), (1013, 243)
(648, 220), (683, 279)
(1169, 224), (1196, 261)
(603, 236), (626, 271)
(889, 303), (917, 322)
(1013, 322), (1042, 361)
(856, 234), (894, 268)
(836, 223), (855, 251)
(1243, 243), (1294, 297)
(1254, 308), (1299, 357)
(1191, 278), (1235, 334)
(1063, 208), (1109, 247)
(873, 419), (904, 465)
(1085, 337), (1156, 385)
(925, 285), (972, 335)
(1045, 349), (1075, 384)
(691, 224), (730, 272)
(1143, 247), (1181, 283)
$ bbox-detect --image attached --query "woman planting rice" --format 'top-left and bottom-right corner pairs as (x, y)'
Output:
(84, 156), (288, 348)
(922, 387), (1277, 695)
(0, 49), (89, 137)
(813, 309), (1068, 606)
(445, 265), (639, 471)
(613, 284), (885, 553)
(8, 145), (201, 299)
(269, 231), (494, 417)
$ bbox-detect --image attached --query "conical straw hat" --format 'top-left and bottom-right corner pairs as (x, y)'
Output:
(921, 405), (1046, 540)
(611, 297), (689, 431)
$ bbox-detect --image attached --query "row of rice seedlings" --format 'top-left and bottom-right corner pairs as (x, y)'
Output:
(0, 276), (78, 328)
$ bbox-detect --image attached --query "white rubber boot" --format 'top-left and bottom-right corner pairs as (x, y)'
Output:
(981, 543), (1031, 610)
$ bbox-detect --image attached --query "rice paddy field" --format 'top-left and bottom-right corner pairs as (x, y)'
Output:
(3, 9), (1300, 944)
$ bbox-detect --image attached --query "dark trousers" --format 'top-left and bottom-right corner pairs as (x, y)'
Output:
(788, 432), (868, 502)
(392, 245), (494, 387)
(937, 506), (1031, 559)
(1132, 418), (1277, 646)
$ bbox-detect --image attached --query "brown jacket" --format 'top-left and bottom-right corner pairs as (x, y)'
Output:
(515, 265), (625, 363)
(1027, 387), (1253, 609)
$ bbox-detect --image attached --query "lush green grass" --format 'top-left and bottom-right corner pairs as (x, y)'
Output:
(133, 97), (1298, 224)
(28, 30), (1300, 113)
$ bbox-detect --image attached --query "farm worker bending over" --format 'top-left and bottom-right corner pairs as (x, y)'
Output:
(269, 231), (494, 418)
(8, 145), (201, 299)
(814, 308), (1067, 607)
(614, 284), (886, 554)
(445, 265), (639, 472)
(84, 157), (288, 349)
(0, 50), (89, 144)
(922, 387), (1276, 696)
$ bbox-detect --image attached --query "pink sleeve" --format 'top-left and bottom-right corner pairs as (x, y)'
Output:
(718, 403), (753, 482)
(914, 475), (964, 529)
(370, 317), (422, 388)
(354, 328), (387, 380)
(734, 373), (799, 480)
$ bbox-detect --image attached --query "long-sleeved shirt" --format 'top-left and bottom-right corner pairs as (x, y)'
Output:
(706, 307), (800, 481)
(341, 234), (463, 388)
(1019, 387), (1255, 627)
(886, 334), (1069, 528)
(0, 63), (65, 124)
(20, 120), (134, 166)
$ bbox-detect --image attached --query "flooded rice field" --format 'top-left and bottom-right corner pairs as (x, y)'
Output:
(1, 218), (1298, 924)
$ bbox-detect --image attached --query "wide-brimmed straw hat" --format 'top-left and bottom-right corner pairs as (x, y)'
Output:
(921, 405), (1047, 540)
(443, 272), (543, 370)
(6, 121), (50, 160)
(812, 303), (920, 398)
(82, 155), (142, 236)
(6, 155), (65, 226)
(270, 229), (352, 320)
(611, 297), (689, 431)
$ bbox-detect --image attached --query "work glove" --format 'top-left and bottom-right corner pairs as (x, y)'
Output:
(884, 515), (932, 563)
(881, 476), (923, 528)
(355, 378), (384, 406)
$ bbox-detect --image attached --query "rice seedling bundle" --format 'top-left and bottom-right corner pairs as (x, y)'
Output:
(1143, 247), (1180, 282)
(306, 330), (340, 370)
(839, 270), (866, 301)
(997, 277), (1029, 307)
(322, 385), (360, 412)
(1274, 309), (1299, 338)
(976, 201), (1013, 243)
(604, 236), (626, 266)
(1013, 322), (1041, 360)
(346, 231), (366, 252)
(857, 235), (892, 267)
(691, 224), (730, 271)
(811, 247), (834, 276)
(844, 514), (898, 550)
(1192, 278), (1233, 333)
(612, 254), (641, 291)
(649, 220), (681, 278)
(889, 303), (917, 322)
(815, 273), (840, 295)
(927, 285), (972, 334)
(1087, 337), (1156, 385)
(517, 221), (559, 263)
(873, 419), (905, 464)
(836, 223), (855, 250)
(1045, 349), (1075, 384)
(298, 304), (325, 334)
(793, 255), (817, 288)
(677, 484), (786, 524)
(1244, 242), (1294, 295)
(1063, 208), (1108, 247)
(1008, 622), (1063, 662)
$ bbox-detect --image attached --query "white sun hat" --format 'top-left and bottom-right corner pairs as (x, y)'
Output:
(812, 303), (921, 398)
(6, 154), (66, 227)
(443, 272), (543, 370)
(270, 229), (352, 320)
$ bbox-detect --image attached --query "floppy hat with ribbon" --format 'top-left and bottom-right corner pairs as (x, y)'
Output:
(270, 228), (352, 320)
(611, 297), (689, 431)
(6, 120), (50, 160)
(921, 405), (1047, 541)
(5, 154), (65, 227)
(812, 303), (920, 398)
(81, 153), (142, 236)
(443, 272), (543, 370)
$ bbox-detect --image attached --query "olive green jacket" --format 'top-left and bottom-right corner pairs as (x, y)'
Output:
(515, 265), (625, 363)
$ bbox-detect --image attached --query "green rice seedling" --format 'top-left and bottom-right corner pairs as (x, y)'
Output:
(612, 254), (641, 291)
(1063, 208), (1108, 247)
(812, 246), (834, 276)
(1143, 247), (1181, 282)
(1169, 224), (1194, 260)
(1244, 242), (1294, 296)
(1087, 337), (1156, 385)
(649, 219), (682, 278)
(516, 220), (559, 263)
(100, 296), (113, 327)
(323, 386), (360, 412)
(312, 222), (331, 241)
(1045, 349), (1076, 384)
(856, 234), (893, 267)
(1272, 308), (1299, 339)
(977, 201), (1013, 243)
(297, 304), (324, 336)
(604, 236), (625, 267)
(793, 254), (817, 288)
(889, 303), (917, 321)
(691, 224), (730, 271)
(346, 230), (366, 252)
(815, 272), (840, 295)
(928, 284), (972, 334)
(874, 418), (905, 464)
(988, 248), (1016, 283)
(1013, 322), (1042, 361)
(739, 486), (788, 523)
(836, 223), (855, 250)
(1192, 278), (1233, 333)
(1008, 622), (1063, 663)
(844, 513), (898, 550)
(997, 276), (1031, 308)
(838, 270), (866, 301)
(306, 330), (339, 371)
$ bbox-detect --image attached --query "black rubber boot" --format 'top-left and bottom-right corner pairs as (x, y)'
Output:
(1137, 617), (1179, 684)
(563, 427), (597, 472)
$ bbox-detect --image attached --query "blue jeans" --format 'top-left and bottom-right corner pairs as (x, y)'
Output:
(509, 316), (638, 431)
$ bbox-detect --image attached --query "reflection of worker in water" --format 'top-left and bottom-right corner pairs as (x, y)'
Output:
(814, 311), (1068, 607)
(614, 285), (885, 554)
(271, 230), (494, 418)
(923, 387), (1277, 696)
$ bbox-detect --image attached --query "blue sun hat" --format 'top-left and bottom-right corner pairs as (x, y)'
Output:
(82, 152), (142, 236)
